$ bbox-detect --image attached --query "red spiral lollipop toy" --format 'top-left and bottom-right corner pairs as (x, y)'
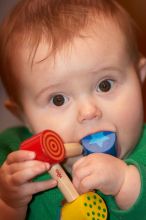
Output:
(20, 130), (65, 164)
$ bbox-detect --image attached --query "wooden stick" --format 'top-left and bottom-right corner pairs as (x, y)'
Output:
(64, 143), (83, 157)
(49, 164), (79, 202)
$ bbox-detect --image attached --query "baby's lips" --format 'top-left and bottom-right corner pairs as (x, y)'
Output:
(80, 131), (117, 157)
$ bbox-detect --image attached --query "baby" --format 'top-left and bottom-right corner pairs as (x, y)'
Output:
(0, 0), (146, 219)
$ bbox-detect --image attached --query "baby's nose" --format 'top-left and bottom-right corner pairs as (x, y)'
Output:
(77, 97), (102, 122)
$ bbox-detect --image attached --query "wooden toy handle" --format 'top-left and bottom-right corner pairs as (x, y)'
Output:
(64, 143), (83, 157)
(49, 164), (79, 202)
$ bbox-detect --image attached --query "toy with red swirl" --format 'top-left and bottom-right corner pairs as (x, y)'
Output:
(20, 130), (65, 164)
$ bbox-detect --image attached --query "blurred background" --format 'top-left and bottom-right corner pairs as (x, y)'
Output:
(0, 0), (146, 131)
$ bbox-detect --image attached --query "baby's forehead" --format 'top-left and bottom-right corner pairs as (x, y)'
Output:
(17, 17), (126, 65)
(17, 27), (128, 83)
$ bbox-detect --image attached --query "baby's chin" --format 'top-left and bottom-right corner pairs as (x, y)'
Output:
(62, 155), (83, 175)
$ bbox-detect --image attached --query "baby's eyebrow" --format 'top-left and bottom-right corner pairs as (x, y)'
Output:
(90, 66), (123, 74)
(35, 82), (63, 99)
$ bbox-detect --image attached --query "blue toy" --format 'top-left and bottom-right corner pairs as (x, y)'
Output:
(81, 131), (117, 157)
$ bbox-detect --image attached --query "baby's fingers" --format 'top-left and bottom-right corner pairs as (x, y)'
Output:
(74, 174), (99, 194)
(72, 165), (91, 191)
(1, 178), (57, 208)
(8, 160), (50, 175)
(72, 156), (86, 171)
(10, 162), (50, 185)
(26, 178), (57, 195)
(6, 150), (35, 164)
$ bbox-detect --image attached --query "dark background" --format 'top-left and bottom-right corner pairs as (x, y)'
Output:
(0, 0), (146, 131)
(117, 0), (146, 121)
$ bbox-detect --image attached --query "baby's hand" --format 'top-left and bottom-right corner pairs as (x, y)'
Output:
(0, 150), (57, 209)
(72, 153), (127, 196)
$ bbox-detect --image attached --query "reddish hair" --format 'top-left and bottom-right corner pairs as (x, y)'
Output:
(0, 0), (139, 103)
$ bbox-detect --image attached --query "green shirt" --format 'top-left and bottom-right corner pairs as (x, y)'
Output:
(0, 126), (146, 220)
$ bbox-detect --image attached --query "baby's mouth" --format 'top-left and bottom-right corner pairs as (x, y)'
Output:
(80, 131), (117, 157)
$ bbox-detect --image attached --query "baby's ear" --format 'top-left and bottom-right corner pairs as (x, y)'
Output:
(138, 57), (146, 83)
(4, 99), (23, 121)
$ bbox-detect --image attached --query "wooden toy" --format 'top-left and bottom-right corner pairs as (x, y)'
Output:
(49, 163), (79, 202)
(20, 130), (118, 220)
(20, 130), (117, 162)
(20, 130), (83, 163)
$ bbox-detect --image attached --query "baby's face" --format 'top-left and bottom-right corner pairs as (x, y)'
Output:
(15, 19), (145, 161)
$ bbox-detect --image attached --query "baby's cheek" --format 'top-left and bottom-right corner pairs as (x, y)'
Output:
(113, 104), (143, 158)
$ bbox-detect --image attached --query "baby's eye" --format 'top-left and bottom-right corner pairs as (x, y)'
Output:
(97, 79), (114, 92)
(51, 94), (68, 106)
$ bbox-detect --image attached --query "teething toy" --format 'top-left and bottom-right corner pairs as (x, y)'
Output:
(20, 130), (83, 164)
(81, 131), (117, 156)
(20, 129), (114, 220)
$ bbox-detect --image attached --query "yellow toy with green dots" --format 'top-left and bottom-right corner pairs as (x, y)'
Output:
(61, 191), (107, 220)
